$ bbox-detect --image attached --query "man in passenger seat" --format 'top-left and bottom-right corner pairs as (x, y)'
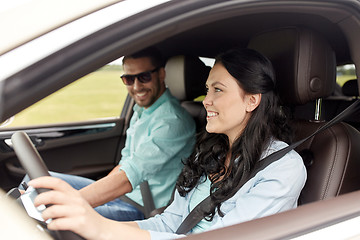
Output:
(21, 47), (196, 221)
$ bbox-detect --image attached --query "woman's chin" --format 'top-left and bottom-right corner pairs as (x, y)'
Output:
(205, 125), (219, 134)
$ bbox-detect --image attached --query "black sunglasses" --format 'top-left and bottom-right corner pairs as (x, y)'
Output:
(120, 68), (159, 85)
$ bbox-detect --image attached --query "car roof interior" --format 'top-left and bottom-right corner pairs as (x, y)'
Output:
(156, 10), (350, 65)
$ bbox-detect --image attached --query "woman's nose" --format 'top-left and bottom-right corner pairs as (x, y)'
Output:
(203, 94), (212, 107)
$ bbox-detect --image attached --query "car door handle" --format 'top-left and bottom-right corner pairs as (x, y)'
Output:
(5, 136), (44, 148)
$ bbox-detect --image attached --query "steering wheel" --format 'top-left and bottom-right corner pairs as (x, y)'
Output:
(11, 131), (85, 240)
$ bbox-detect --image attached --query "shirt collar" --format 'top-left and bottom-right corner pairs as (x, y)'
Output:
(133, 88), (171, 116)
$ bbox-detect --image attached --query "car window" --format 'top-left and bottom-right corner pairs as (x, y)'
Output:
(336, 64), (356, 87)
(2, 62), (126, 128)
(194, 57), (215, 102)
(199, 57), (215, 68)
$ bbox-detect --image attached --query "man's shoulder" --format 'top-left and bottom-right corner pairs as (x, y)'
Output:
(154, 94), (191, 117)
(147, 90), (196, 128)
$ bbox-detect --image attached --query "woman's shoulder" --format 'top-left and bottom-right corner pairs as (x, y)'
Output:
(262, 139), (300, 159)
(261, 139), (305, 173)
(264, 139), (289, 153)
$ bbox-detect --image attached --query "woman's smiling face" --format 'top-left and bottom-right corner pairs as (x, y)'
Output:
(203, 63), (260, 145)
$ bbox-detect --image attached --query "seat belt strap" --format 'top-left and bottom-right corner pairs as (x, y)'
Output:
(119, 195), (145, 214)
(139, 180), (156, 218)
(176, 99), (360, 235)
(119, 181), (155, 218)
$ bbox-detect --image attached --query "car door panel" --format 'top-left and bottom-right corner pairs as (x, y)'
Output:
(0, 117), (126, 190)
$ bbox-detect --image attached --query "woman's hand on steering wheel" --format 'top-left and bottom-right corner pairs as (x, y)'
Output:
(29, 176), (107, 240)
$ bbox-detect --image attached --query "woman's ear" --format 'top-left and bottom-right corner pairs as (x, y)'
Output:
(246, 93), (261, 112)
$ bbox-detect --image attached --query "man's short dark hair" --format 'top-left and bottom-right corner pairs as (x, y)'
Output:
(123, 47), (165, 68)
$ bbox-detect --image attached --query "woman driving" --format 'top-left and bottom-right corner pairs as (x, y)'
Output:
(29, 48), (306, 240)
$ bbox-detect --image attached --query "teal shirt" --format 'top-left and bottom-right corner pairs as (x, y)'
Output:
(120, 89), (196, 208)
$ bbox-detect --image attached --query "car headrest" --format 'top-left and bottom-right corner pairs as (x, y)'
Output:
(165, 55), (210, 101)
(248, 27), (336, 105)
(342, 79), (359, 96)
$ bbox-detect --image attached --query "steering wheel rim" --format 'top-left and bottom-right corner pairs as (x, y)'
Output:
(11, 131), (85, 240)
(11, 131), (50, 193)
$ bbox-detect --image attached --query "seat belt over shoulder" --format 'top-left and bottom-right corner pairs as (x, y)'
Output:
(176, 99), (360, 235)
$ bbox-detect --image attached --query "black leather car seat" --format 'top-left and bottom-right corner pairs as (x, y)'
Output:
(248, 26), (360, 205)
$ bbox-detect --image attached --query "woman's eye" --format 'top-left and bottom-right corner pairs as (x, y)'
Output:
(205, 86), (222, 93)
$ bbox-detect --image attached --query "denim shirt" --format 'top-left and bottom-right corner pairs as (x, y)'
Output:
(136, 140), (307, 239)
(119, 89), (196, 208)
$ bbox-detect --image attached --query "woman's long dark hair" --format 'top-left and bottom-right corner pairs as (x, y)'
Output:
(176, 48), (293, 220)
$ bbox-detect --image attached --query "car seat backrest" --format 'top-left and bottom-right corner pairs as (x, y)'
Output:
(249, 26), (336, 105)
(165, 55), (209, 131)
(342, 79), (359, 97)
(248, 26), (360, 204)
